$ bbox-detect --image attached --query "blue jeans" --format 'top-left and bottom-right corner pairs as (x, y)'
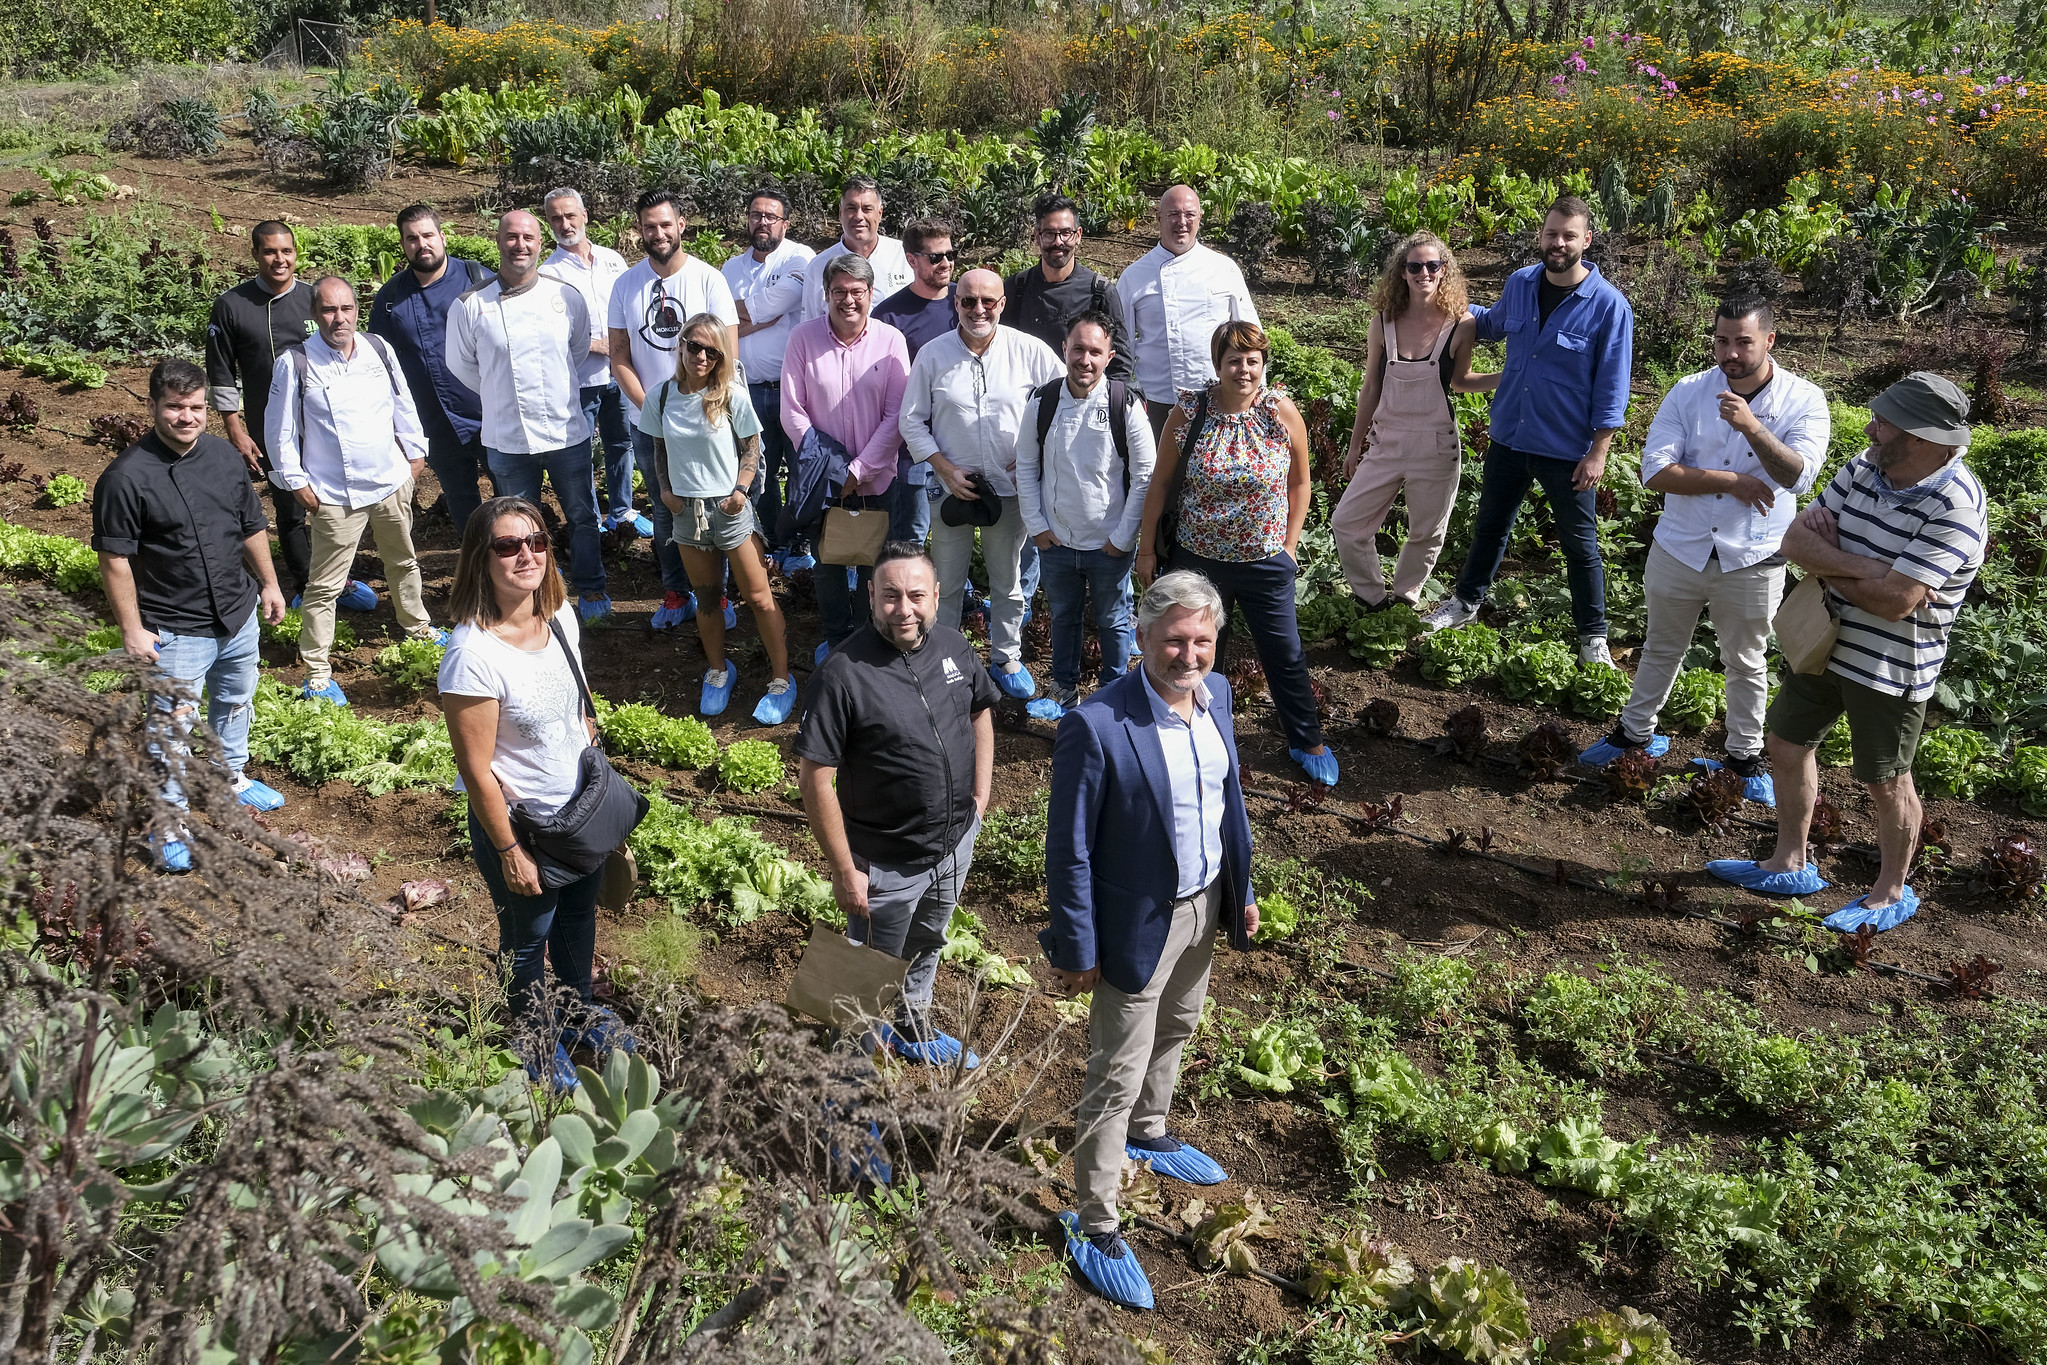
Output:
(891, 453), (931, 547)
(750, 382), (799, 547)
(1453, 442), (1607, 640)
(636, 429), (693, 596)
(1173, 547), (1324, 751)
(1039, 544), (1135, 693)
(486, 440), (605, 596)
(582, 383), (636, 518)
(426, 433), (491, 540)
(471, 814), (602, 1027)
(150, 608), (262, 807)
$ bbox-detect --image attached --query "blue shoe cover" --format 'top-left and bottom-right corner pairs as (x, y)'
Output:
(990, 664), (1036, 700)
(234, 777), (287, 811)
(1706, 859), (1828, 896)
(1127, 1139), (1227, 1185)
(1025, 696), (1067, 721)
(1824, 887), (1919, 933)
(753, 681), (798, 726)
(1581, 734), (1671, 767)
(1290, 747), (1339, 785)
(701, 666), (738, 717)
(880, 1023), (980, 1069)
(1058, 1212), (1154, 1310)
(1692, 757), (1776, 807)
(338, 579), (378, 612)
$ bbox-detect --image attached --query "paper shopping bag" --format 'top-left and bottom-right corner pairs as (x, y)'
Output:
(819, 503), (888, 566)
(1774, 573), (1841, 676)
(785, 921), (909, 1028)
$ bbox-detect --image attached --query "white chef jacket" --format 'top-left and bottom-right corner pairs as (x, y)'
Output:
(543, 242), (629, 389)
(264, 331), (427, 511)
(445, 273), (592, 455)
(1639, 364), (1831, 572)
(1116, 241), (1259, 402)
(799, 237), (914, 325)
(722, 238), (816, 384)
(899, 327), (1064, 499)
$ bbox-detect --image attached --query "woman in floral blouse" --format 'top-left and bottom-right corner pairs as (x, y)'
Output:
(1135, 320), (1336, 786)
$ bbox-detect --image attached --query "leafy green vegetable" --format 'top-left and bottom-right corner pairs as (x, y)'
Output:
(1302, 1228), (1415, 1306)
(1912, 725), (1999, 799)
(627, 785), (832, 927)
(1, 342), (107, 388)
(1818, 716), (1853, 766)
(342, 718), (458, 797)
(1235, 1017), (1325, 1092)
(1345, 603), (1423, 667)
(42, 473), (88, 508)
(0, 520), (101, 591)
(262, 609), (356, 653)
(1181, 1196), (1279, 1273)
(1252, 891), (1297, 943)
(247, 677), (398, 785)
(1663, 667), (1726, 730)
(372, 636), (445, 693)
(598, 702), (718, 769)
(1568, 660), (1633, 719)
(1296, 590), (1365, 645)
(1408, 1257), (1533, 1364)
(940, 908), (1033, 988)
(1416, 623), (1503, 688)
(718, 739), (785, 793)
(1497, 640), (1576, 705)
(2003, 745), (2047, 817)
(1533, 1116), (1655, 1198)
(1545, 1307), (1685, 1365)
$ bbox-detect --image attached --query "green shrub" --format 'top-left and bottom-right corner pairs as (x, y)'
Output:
(1913, 725), (2000, 800)
(372, 636), (445, 693)
(1663, 668), (1726, 731)
(598, 702), (717, 769)
(1966, 426), (2047, 500)
(1498, 640), (1576, 705)
(718, 739), (785, 793)
(42, 474), (88, 508)
(1417, 623), (1503, 689)
(1346, 603), (1424, 668)
(1568, 662), (1633, 719)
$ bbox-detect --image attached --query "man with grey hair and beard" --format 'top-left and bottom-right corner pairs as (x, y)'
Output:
(542, 186), (643, 538)
(1041, 569), (1258, 1311)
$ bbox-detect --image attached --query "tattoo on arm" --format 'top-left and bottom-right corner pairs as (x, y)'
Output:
(652, 443), (673, 496)
(736, 433), (761, 487)
(1748, 426), (1807, 489)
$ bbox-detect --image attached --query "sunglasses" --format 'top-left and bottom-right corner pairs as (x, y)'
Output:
(959, 296), (1002, 312)
(489, 532), (550, 559)
(1405, 259), (1447, 275)
(919, 249), (958, 263)
(685, 338), (724, 361)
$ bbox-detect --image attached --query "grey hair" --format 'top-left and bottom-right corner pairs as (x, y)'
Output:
(840, 174), (883, 204)
(821, 252), (876, 291)
(1137, 570), (1224, 633)
(542, 186), (586, 212)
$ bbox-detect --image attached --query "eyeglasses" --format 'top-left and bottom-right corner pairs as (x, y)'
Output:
(685, 338), (724, 361)
(489, 532), (550, 559)
(1405, 259), (1446, 275)
(918, 249), (958, 263)
(958, 297), (1002, 312)
(746, 210), (786, 222)
(1038, 229), (1080, 242)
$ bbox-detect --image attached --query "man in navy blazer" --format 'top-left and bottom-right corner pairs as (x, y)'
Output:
(1040, 569), (1257, 1310)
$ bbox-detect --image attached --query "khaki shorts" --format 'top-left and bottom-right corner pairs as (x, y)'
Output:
(670, 496), (759, 553)
(1766, 668), (1928, 783)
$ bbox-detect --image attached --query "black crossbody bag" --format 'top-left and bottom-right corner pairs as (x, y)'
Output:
(507, 621), (649, 889)
(1154, 388), (1212, 569)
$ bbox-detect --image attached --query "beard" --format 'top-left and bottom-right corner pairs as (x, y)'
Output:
(878, 614), (930, 651)
(644, 236), (679, 265)
(407, 246), (446, 273)
(1720, 353), (1766, 384)
(1543, 243), (1582, 273)
(1868, 437), (1910, 470)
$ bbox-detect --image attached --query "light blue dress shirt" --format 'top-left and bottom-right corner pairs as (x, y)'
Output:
(1138, 667), (1228, 899)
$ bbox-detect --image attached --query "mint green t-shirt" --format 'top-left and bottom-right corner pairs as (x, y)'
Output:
(636, 380), (763, 499)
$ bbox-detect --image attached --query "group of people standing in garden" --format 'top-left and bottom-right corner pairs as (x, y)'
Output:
(89, 174), (1989, 1309)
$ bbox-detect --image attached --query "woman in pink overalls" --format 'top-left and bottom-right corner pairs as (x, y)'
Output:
(1332, 231), (1497, 610)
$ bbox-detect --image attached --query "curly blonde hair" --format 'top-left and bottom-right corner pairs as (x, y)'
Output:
(1370, 231), (1470, 323)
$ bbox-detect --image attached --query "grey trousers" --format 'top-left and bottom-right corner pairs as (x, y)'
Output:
(1074, 878), (1221, 1234)
(848, 811), (981, 1034)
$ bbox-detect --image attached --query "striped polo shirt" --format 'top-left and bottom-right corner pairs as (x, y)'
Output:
(1817, 452), (1987, 700)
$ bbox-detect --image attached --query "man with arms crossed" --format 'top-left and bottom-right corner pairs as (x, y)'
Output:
(267, 276), (447, 709)
(797, 542), (1000, 1067)
(368, 203), (494, 537)
(1043, 570), (1257, 1311)
(1709, 373), (1987, 934)
(1579, 293), (1830, 805)
(1422, 197), (1634, 667)
(94, 359), (291, 869)
(724, 185), (818, 571)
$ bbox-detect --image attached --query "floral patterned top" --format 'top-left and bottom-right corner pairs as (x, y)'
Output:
(1175, 384), (1294, 562)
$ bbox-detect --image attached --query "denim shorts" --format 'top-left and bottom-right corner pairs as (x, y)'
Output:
(670, 496), (760, 553)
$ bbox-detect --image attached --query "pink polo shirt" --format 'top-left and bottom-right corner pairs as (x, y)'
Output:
(780, 316), (910, 494)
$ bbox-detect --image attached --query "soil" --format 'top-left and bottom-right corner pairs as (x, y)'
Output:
(4, 136), (2045, 1365)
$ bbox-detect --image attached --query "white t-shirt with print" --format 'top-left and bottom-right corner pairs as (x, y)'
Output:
(605, 255), (738, 421)
(437, 605), (589, 814)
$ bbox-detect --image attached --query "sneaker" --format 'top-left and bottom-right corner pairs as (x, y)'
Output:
(411, 626), (451, 648)
(233, 776), (286, 812)
(338, 580), (379, 613)
(782, 550), (816, 572)
(1823, 887), (1919, 933)
(522, 1039), (580, 1092)
(1579, 729), (1670, 767)
(652, 590), (694, 630)
(302, 679), (349, 708)
(1126, 1134), (1229, 1185)
(879, 1023), (981, 1069)
(701, 665), (737, 717)
(1420, 596), (1479, 633)
(150, 833), (192, 873)
(1579, 636), (1614, 667)
(1057, 1211), (1154, 1310)
(578, 594), (615, 625)
(990, 663), (1037, 700)
(562, 1005), (638, 1056)
(1290, 747), (1340, 785)
(752, 676), (798, 726)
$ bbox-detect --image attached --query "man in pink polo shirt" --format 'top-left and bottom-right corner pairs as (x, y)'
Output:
(783, 252), (911, 656)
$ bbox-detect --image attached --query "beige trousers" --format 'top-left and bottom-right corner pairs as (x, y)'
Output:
(1621, 540), (1784, 757)
(1074, 878), (1221, 1234)
(298, 480), (431, 685)
(1330, 427), (1463, 607)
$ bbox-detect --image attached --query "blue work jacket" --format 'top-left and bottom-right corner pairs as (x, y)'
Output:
(1473, 262), (1634, 462)
(366, 258), (490, 447)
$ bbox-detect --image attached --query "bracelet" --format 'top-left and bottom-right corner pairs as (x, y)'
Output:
(493, 838), (519, 854)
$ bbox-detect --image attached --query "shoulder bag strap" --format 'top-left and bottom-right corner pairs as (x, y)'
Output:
(548, 618), (598, 722)
(1032, 378), (1061, 459)
(1106, 378), (1132, 494)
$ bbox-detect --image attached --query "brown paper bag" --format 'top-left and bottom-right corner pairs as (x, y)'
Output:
(1774, 573), (1840, 676)
(785, 921), (909, 1027)
(819, 504), (888, 566)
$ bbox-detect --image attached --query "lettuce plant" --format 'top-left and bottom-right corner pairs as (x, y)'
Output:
(718, 739), (785, 793)
(1497, 640), (1575, 704)
(1568, 661), (1633, 719)
(1913, 725), (1999, 799)
(1346, 603), (1424, 668)
(1663, 667), (1726, 730)
(1417, 623), (1503, 689)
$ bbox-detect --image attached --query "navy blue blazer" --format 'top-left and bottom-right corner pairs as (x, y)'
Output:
(1040, 668), (1255, 994)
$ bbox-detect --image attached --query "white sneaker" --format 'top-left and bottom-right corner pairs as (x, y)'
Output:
(1579, 637), (1614, 667)
(1420, 596), (1479, 633)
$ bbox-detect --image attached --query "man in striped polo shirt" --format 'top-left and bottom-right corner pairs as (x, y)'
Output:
(1708, 373), (1987, 933)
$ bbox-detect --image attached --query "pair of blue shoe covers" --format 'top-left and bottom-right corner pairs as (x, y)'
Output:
(1060, 1136), (1229, 1310)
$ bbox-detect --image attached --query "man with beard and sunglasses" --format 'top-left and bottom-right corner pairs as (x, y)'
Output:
(1709, 373), (1986, 936)
(368, 204), (495, 537)
(724, 186), (817, 572)
(607, 188), (739, 630)
(1422, 196), (1634, 668)
(1579, 294), (1830, 804)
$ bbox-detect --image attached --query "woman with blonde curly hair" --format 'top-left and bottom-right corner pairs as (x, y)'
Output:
(1331, 231), (1496, 610)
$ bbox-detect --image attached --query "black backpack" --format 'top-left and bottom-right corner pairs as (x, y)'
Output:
(1031, 377), (1136, 492)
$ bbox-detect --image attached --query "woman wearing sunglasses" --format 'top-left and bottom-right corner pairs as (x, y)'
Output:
(638, 312), (797, 722)
(1331, 232), (1496, 612)
(439, 495), (631, 1089)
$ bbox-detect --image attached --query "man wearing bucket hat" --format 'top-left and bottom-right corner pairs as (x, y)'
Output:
(1707, 372), (1988, 933)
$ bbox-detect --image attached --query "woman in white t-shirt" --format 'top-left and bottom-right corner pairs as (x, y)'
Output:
(639, 312), (796, 725)
(438, 495), (631, 1089)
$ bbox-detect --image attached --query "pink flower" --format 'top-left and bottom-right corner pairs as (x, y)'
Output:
(1582, 35), (1595, 48)
(2019, 86), (2029, 98)
(1980, 107), (1989, 118)
(1994, 102), (2004, 112)
(1928, 115), (1939, 125)
(1975, 84), (1986, 95)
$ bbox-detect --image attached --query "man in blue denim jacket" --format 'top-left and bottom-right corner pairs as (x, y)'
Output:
(1421, 196), (1634, 665)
